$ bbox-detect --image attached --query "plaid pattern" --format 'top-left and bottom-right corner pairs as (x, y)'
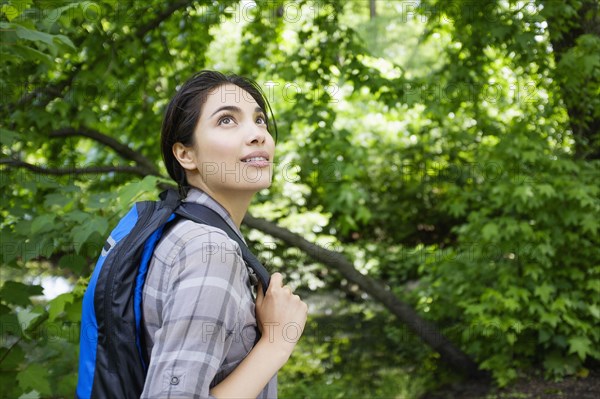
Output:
(141, 189), (277, 398)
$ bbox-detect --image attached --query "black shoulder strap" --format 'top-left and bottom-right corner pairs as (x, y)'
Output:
(175, 202), (270, 294)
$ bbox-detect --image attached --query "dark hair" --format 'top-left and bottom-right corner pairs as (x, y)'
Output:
(161, 70), (277, 196)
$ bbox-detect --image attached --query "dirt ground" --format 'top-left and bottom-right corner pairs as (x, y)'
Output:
(421, 369), (600, 399)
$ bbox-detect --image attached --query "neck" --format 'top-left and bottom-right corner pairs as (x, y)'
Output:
(211, 190), (253, 228)
(190, 185), (253, 228)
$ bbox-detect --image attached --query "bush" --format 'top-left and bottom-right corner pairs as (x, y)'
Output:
(418, 133), (600, 386)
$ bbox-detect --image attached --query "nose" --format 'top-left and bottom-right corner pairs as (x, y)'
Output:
(246, 124), (267, 145)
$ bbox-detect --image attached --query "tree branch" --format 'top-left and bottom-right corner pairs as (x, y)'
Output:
(49, 127), (160, 175)
(135, 0), (194, 39)
(0, 312), (49, 367)
(3, 1), (194, 112)
(0, 69), (78, 115)
(0, 158), (147, 177)
(545, 0), (600, 160)
(243, 213), (484, 378)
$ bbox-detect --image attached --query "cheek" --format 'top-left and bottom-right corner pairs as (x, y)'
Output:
(267, 135), (276, 151)
(198, 137), (237, 160)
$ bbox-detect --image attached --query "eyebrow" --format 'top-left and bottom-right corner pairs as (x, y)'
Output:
(209, 105), (265, 118)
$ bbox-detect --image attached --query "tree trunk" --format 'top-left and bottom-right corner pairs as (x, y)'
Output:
(544, 0), (600, 160)
(369, 0), (376, 20)
(244, 213), (484, 378)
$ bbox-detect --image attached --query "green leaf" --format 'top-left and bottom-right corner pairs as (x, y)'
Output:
(589, 304), (600, 320)
(48, 292), (74, 321)
(0, 312), (21, 345)
(0, 303), (11, 316)
(448, 200), (467, 217)
(538, 328), (552, 344)
(543, 351), (580, 375)
(71, 216), (108, 253)
(43, 193), (73, 208)
(116, 176), (160, 208)
(40, 2), (84, 27)
(64, 210), (92, 224)
(0, 4), (23, 21)
(0, 128), (20, 145)
(540, 312), (560, 328)
(13, 24), (58, 48)
(586, 279), (600, 293)
(18, 391), (41, 399)
(1, 373), (20, 399)
(581, 214), (598, 235)
(53, 34), (76, 50)
(568, 336), (591, 360)
(30, 214), (56, 234)
(534, 283), (555, 303)
(17, 308), (44, 333)
(536, 184), (556, 198)
(506, 332), (516, 345)
(0, 282), (43, 307)
(0, 345), (25, 370)
(7, 44), (53, 65)
(17, 364), (51, 396)
(64, 296), (82, 322)
(55, 372), (78, 398)
(513, 185), (534, 203)
(58, 253), (87, 273)
(481, 222), (499, 241)
(502, 297), (519, 311)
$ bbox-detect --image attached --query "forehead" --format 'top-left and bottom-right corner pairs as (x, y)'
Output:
(202, 83), (260, 112)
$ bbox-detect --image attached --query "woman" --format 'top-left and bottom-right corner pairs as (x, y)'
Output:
(141, 71), (308, 398)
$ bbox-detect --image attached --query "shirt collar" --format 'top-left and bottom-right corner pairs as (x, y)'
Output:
(183, 187), (245, 243)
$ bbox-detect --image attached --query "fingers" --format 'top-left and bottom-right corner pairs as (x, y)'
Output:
(264, 273), (307, 313)
(269, 272), (283, 290)
(267, 273), (294, 295)
(255, 272), (309, 346)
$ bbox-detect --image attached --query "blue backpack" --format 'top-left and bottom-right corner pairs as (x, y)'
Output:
(76, 189), (270, 399)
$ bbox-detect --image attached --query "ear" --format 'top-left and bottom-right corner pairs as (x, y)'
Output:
(172, 142), (198, 171)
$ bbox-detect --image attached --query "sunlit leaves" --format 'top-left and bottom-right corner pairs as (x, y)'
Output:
(1, 0), (599, 395)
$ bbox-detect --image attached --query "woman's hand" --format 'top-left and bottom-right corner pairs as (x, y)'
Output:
(210, 273), (308, 398)
(255, 272), (308, 358)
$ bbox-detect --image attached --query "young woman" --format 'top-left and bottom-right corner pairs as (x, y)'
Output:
(141, 71), (308, 398)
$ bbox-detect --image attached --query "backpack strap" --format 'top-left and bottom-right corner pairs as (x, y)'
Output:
(159, 187), (182, 209)
(175, 202), (270, 294)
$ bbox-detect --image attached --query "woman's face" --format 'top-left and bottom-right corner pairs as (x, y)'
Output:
(180, 83), (276, 196)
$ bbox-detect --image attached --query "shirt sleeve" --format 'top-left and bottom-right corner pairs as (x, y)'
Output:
(141, 225), (248, 399)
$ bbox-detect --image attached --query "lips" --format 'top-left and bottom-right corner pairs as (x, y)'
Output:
(240, 151), (270, 167)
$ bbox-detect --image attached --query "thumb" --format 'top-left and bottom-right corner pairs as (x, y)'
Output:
(256, 282), (264, 304)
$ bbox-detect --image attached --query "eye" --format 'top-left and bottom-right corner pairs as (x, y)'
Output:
(218, 115), (235, 126)
(256, 115), (266, 125)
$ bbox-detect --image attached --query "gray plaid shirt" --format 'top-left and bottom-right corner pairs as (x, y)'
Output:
(141, 188), (277, 398)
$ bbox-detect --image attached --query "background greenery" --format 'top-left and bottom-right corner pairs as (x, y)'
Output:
(1, 0), (599, 397)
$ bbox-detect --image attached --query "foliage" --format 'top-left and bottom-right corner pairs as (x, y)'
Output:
(1, 0), (599, 396)
(279, 301), (430, 399)
(416, 144), (600, 385)
(403, 0), (600, 385)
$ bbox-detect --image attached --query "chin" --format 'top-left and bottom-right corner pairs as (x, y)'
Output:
(237, 179), (272, 192)
(239, 166), (273, 188)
